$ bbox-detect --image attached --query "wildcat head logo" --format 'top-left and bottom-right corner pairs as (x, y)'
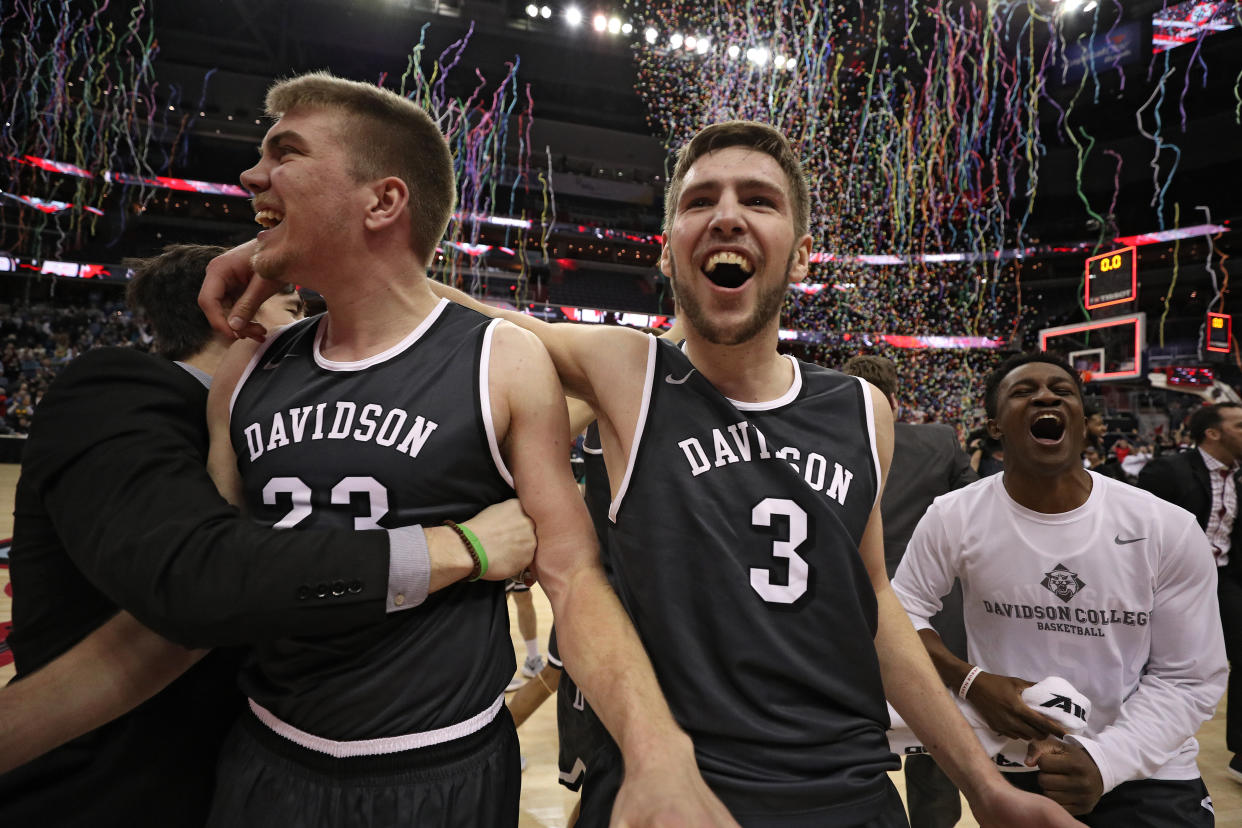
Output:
(1041, 564), (1085, 603)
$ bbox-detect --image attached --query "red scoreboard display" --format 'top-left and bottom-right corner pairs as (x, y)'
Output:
(1084, 246), (1137, 310)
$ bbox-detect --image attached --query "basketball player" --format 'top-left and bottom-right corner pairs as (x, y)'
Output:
(0, 244), (535, 825)
(204, 119), (1077, 826)
(200, 73), (727, 826)
(892, 353), (1226, 823)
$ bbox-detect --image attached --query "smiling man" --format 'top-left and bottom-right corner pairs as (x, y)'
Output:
(893, 352), (1228, 825)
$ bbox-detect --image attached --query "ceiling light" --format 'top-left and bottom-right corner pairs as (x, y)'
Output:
(746, 46), (769, 65)
(622, 22), (632, 34)
(1082, 0), (1097, 9)
(785, 56), (797, 70)
(696, 38), (710, 54)
(607, 17), (621, 34)
(644, 27), (657, 43)
(727, 44), (741, 59)
(593, 14), (607, 32)
(670, 33), (684, 49)
(525, 4), (538, 16)
(540, 5), (551, 18)
(566, 7), (582, 25)
(685, 35), (698, 50)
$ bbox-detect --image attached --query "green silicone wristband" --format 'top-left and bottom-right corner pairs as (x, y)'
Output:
(458, 523), (488, 581)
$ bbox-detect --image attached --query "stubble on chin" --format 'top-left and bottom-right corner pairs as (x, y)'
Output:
(671, 251), (791, 346)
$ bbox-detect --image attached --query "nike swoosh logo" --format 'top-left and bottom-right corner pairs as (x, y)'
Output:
(665, 369), (696, 385)
(262, 353), (297, 370)
(1114, 534), (1146, 545)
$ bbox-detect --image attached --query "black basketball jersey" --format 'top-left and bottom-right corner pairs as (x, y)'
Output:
(229, 299), (514, 740)
(605, 337), (897, 818)
(581, 422), (613, 574)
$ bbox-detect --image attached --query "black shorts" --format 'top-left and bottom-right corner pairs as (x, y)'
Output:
(1004, 772), (1215, 827)
(576, 744), (909, 828)
(208, 705), (521, 827)
(555, 665), (615, 793)
(547, 625), (561, 668)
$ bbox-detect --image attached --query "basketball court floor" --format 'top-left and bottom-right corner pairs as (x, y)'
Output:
(0, 462), (1237, 826)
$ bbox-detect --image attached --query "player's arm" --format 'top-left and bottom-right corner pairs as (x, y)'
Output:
(490, 323), (737, 826)
(0, 611), (204, 774)
(206, 337), (538, 597)
(427, 279), (650, 411)
(862, 386), (1080, 827)
(892, 514), (1065, 743)
(1050, 516), (1226, 797)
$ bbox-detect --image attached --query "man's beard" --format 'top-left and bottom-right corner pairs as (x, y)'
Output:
(250, 243), (292, 283)
(671, 249), (794, 346)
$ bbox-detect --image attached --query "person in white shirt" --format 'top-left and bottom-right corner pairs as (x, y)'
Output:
(893, 352), (1227, 825)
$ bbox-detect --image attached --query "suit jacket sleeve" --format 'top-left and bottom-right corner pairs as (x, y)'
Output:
(14, 349), (392, 648)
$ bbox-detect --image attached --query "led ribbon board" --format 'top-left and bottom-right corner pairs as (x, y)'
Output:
(1084, 246), (1136, 310)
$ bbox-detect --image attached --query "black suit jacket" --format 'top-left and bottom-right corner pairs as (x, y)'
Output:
(1, 348), (393, 826)
(885, 423), (977, 660)
(883, 423), (977, 578)
(1137, 447), (1242, 555)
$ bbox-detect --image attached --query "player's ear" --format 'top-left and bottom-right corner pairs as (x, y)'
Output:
(363, 176), (409, 232)
(659, 245), (673, 280)
(986, 417), (1001, 441)
(787, 234), (813, 285)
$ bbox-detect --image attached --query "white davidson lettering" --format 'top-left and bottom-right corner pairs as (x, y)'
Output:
(289, 406), (313, 442)
(679, 438), (711, 476)
(327, 401), (356, 439)
(677, 421), (855, 505)
(242, 401), (439, 461)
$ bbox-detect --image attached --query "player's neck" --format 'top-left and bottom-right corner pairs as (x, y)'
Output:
(682, 329), (792, 404)
(316, 263), (442, 362)
(1001, 465), (1093, 513)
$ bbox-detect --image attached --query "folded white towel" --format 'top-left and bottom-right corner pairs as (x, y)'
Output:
(887, 675), (1091, 771)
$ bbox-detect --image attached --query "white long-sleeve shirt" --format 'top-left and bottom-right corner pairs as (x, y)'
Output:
(892, 471), (1227, 794)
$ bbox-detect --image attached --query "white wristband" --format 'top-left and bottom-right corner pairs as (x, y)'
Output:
(958, 665), (982, 700)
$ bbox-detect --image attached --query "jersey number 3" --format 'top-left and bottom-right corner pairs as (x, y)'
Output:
(263, 476), (389, 529)
(751, 497), (809, 604)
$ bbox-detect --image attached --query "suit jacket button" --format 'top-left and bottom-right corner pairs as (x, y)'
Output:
(315, 583), (330, 599)
(296, 585), (311, 601)
(331, 580), (346, 596)
(347, 580), (363, 594)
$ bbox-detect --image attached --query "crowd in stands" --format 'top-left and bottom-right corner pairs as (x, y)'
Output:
(0, 296), (1228, 479)
(0, 303), (153, 435)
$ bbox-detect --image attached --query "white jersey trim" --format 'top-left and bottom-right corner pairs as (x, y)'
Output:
(480, 318), (515, 488)
(855, 376), (883, 509)
(608, 333), (658, 523)
(312, 298), (449, 372)
(728, 354), (802, 411)
(248, 693), (504, 758)
(228, 318), (291, 417)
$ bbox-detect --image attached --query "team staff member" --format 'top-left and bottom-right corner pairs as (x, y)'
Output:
(203, 119), (1078, 827)
(894, 353), (1226, 824)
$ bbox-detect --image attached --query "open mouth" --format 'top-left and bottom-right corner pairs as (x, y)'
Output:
(1029, 413), (1066, 444)
(702, 250), (754, 289)
(255, 209), (284, 229)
